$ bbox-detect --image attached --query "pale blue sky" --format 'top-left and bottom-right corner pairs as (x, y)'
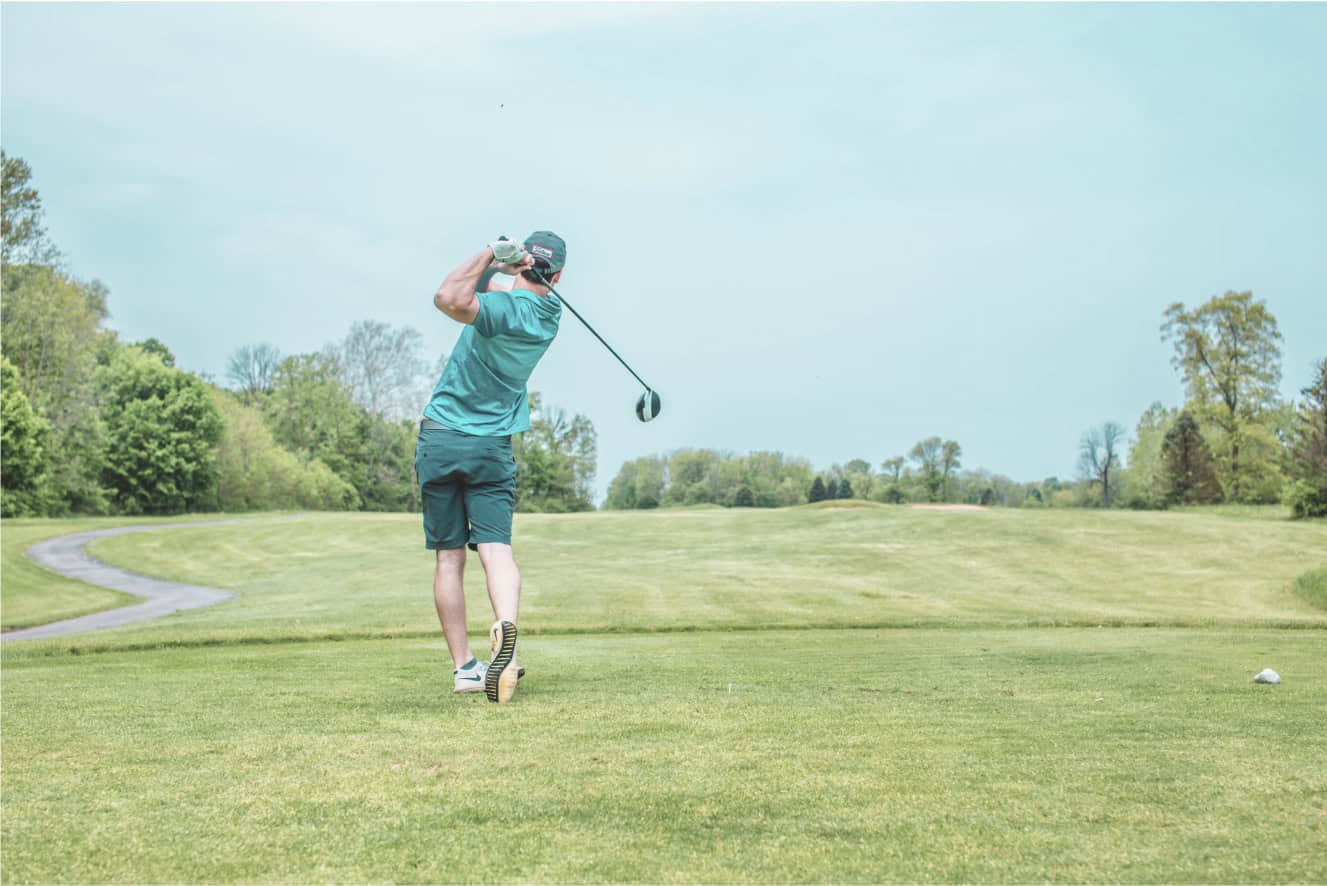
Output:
(4, 2), (1325, 500)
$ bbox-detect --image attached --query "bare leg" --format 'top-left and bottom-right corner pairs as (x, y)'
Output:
(433, 547), (473, 667)
(475, 542), (520, 624)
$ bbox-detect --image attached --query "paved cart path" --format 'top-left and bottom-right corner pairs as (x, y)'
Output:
(2, 522), (246, 642)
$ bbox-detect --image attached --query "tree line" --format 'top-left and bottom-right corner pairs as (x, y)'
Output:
(3, 150), (1322, 520)
(1, 151), (597, 517)
(606, 294), (1325, 518)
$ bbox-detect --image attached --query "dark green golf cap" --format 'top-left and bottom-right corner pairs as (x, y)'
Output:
(523, 230), (567, 275)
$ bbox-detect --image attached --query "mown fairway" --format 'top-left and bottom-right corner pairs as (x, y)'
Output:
(3, 505), (1326, 883)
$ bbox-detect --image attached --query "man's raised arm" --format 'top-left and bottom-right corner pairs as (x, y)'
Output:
(433, 242), (532, 325)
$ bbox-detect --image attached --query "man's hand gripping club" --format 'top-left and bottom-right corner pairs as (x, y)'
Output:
(433, 239), (535, 324)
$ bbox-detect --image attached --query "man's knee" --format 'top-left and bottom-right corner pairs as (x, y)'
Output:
(475, 542), (516, 570)
(436, 547), (467, 572)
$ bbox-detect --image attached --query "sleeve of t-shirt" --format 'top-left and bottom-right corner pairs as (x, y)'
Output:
(473, 292), (543, 339)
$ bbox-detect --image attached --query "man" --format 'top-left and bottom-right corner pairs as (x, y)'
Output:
(417, 231), (566, 704)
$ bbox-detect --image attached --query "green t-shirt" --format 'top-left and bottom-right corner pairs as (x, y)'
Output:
(423, 288), (562, 436)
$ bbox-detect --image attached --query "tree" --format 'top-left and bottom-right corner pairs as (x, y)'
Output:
(1159, 411), (1221, 506)
(1, 150), (59, 265)
(879, 456), (905, 503)
(208, 388), (357, 511)
(605, 456), (665, 509)
(96, 347), (223, 514)
(1, 264), (113, 513)
(262, 354), (366, 505)
(909, 437), (944, 502)
(1079, 421), (1125, 508)
(1162, 291), (1283, 501)
(1125, 402), (1177, 509)
(663, 449), (721, 506)
(838, 477), (854, 499)
(733, 484), (755, 507)
(358, 414), (418, 512)
(226, 343), (282, 403)
(135, 337), (176, 367)
(326, 320), (429, 421)
(1, 355), (55, 515)
(940, 440), (962, 501)
(1, 265), (109, 409)
(808, 475), (828, 503)
(1285, 359), (1327, 518)
(513, 392), (597, 512)
(739, 450), (811, 507)
(842, 458), (873, 499)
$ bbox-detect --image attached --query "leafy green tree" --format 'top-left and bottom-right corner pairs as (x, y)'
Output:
(838, 477), (854, 499)
(605, 459), (641, 509)
(1125, 402), (1177, 509)
(612, 449), (810, 509)
(733, 484), (754, 507)
(843, 458), (873, 499)
(1079, 421), (1125, 508)
(605, 456), (666, 509)
(1160, 411), (1222, 506)
(514, 393), (597, 513)
(135, 337), (176, 367)
(1, 355), (55, 515)
(1, 264), (113, 512)
(96, 347), (224, 514)
(358, 415), (418, 512)
(663, 449), (721, 506)
(1, 150), (59, 265)
(1284, 359), (1327, 518)
(878, 456), (906, 503)
(909, 437), (945, 502)
(940, 440), (962, 501)
(263, 354), (366, 503)
(1162, 291), (1284, 501)
(808, 475), (828, 503)
(738, 451), (811, 507)
(209, 388), (357, 511)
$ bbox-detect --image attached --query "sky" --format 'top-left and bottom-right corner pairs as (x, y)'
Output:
(3, 2), (1325, 502)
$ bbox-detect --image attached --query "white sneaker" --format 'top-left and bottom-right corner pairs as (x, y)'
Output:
(453, 659), (488, 693)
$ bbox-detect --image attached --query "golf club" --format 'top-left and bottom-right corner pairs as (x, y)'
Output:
(527, 265), (662, 423)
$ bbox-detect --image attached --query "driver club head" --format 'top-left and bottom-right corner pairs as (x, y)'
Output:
(636, 390), (662, 423)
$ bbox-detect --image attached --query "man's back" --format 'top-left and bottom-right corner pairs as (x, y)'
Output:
(423, 287), (562, 436)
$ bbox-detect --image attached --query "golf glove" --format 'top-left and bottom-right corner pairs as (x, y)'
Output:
(490, 238), (528, 264)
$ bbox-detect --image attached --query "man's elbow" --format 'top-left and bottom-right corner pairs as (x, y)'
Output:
(434, 287), (461, 312)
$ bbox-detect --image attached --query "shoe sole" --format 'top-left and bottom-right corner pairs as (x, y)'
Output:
(486, 620), (518, 704)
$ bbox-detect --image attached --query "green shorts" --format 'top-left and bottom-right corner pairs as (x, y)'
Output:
(415, 425), (517, 550)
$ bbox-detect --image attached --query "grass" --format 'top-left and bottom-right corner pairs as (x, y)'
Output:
(4, 629), (1325, 883)
(46, 505), (1327, 649)
(3, 506), (1326, 882)
(1294, 567), (1327, 610)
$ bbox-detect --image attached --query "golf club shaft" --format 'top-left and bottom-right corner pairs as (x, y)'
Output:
(533, 270), (653, 391)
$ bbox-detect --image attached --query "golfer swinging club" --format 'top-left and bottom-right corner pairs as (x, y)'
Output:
(419, 231), (566, 703)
